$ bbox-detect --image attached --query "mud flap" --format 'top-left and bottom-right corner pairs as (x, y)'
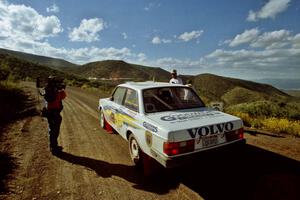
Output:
(142, 153), (161, 176)
(104, 120), (113, 133)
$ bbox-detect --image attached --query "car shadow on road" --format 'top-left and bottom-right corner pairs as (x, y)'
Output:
(174, 144), (300, 200)
(56, 144), (300, 199)
(0, 152), (17, 194)
(55, 151), (179, 194)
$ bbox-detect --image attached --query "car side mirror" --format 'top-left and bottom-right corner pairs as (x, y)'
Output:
(109, 96), (114, 101)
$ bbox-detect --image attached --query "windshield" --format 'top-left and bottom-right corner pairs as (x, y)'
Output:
(143, 87), (205, 113)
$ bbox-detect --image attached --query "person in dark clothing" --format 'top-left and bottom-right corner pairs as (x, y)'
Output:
(43, 76), (66, 154)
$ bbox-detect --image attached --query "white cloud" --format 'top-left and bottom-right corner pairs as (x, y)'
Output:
(205, 47), (300, 78)
(150, 30), (204, 45)
(0, 34), (147, 64)
(0, 1), (145, 65)
(0, 1), (62, 41)
(69, 18), (106, 42)
(205, 30), (300, 79)
(144, 2), (161, 11)
(178, 30), (204, 42)
(46, 3), (59, 13)
(122, 32), (128, 39)
(151, 36), (171, 44)
(228, 28), (260, 47)
(151, 36), (161, 44)
(251, 29), (291, 49)
(247, 0), (291, 22)
(228, 29), (295, 50)
(137, 53), (147, 62)
(156, 57), (205, 68)
(292, 33), (300, 48)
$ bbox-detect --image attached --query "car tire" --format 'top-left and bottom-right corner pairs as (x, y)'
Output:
(100, 109), (106, 129)
(128, 134), (143, 168)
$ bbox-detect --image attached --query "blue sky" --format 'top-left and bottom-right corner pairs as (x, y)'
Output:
(0, 0), (300, 80)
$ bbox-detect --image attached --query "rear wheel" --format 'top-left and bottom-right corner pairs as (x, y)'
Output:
(129, 134), (143, 168)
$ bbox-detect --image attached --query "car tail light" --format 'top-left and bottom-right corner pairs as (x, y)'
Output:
(163, 140), (195, 156)
(225, 128), (244, 141)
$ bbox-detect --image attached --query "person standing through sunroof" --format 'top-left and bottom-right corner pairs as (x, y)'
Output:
(169, 69), (183, 84)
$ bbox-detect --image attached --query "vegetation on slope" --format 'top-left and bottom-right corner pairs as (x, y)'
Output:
(226, 100), (300, 136)
(65, 60), (171, 82)
(191, 74), (300, 136)
(0, 54), (89, 87)
(0, 82), (36, 126)
(192, 73), (290, 105)
(1, 48), (299, 136)
(0, 48), (77, 69)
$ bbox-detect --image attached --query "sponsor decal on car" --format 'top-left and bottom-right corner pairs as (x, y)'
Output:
(110, 112), (116, 123)
(145, 131), (152, 147)
(103, 105), (139, 129)
(143, 122), (158, 133)
(160, 111), (223, 123)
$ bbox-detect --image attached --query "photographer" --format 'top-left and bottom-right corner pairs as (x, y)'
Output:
(43, 76), (66, 154)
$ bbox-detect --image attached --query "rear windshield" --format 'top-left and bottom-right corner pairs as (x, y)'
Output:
(143, 87), (205, 113)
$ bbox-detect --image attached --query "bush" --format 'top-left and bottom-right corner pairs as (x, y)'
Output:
(262, 118), (300, 136)
(231, 112), (252, 126)
(0, 63), (10, 81)
(0, 82), (35, 126)
(228, 110), (300, 137)
(227, 100), (300, 120)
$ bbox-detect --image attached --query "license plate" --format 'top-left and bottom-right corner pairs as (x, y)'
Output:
(202, 135), (218, 147)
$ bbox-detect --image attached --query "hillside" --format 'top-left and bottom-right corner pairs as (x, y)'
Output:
(0, 54), (87, 86)
(285, 90), (300, 98)
(65, 60), (171, 82)
(193, 73), (290, 105)
(0, 48), (77, 69)
(0, 48), (293, 107)
(255, 78), (300, 90)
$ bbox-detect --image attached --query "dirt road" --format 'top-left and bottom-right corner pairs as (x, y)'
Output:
(1, 84), (300, 200)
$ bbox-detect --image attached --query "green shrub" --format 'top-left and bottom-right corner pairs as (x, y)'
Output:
(228, 110), (300, 137)
(261, 118), (300, 136)
(0, 82), (35, 125)
(0, 64), (10, 81)
(227, 100), (300, 120)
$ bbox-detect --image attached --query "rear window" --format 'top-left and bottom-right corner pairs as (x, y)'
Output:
(143, 87), (204, 113)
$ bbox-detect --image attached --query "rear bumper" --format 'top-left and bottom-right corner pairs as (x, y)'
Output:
(159, 139), (246, 168)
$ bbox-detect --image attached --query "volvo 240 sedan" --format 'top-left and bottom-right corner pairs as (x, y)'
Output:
(98, 82), (245, 168)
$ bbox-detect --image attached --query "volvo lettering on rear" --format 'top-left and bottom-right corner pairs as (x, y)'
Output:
(187, 122), (234, 138)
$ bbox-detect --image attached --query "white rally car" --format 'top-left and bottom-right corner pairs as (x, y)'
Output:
(98, 82), (245, 168)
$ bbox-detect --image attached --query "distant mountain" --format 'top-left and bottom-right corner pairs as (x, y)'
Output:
(0, 48), (171, 81)
(65, 60), (171, 82)
(0, 54), (87, 86)
(0, 48), (77, 69)
(0, 48), (293, 107)
(193, 73), (290, 105)
(254, 78), (300, 90)
(284, 90), (300, 98)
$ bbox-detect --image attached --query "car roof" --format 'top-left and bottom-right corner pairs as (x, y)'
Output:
(118, 81), (187, 91)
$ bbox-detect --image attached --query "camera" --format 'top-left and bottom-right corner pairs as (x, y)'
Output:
(36, 76), (66, 90)
(53, 79), (66, 90)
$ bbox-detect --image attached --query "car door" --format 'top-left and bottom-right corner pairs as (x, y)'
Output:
(118, 88), (140, 138)
(108, 86), (127, 131)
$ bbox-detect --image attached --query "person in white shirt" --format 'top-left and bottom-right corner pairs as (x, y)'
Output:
(169, 69), (183, 84)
